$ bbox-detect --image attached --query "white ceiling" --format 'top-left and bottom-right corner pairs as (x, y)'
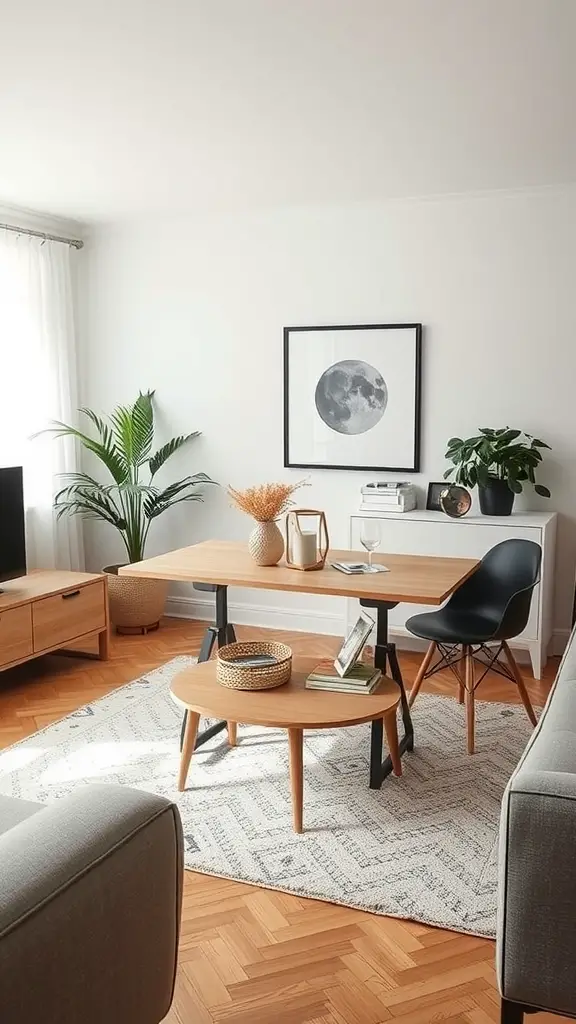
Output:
(2, 0), (576, 224)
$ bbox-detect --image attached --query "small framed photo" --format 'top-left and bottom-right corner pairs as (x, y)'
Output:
(334, 610), (375, 677)
(426, 482), (447, 512)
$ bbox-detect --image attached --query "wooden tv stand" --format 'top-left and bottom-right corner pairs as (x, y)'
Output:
(0, 571), (109, 672)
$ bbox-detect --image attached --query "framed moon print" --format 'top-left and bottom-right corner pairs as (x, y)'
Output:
(283, 323), (422, 472)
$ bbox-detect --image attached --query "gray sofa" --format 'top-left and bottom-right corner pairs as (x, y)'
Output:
(0, 784), (183, 1024)
(498, 623), (576, 1022)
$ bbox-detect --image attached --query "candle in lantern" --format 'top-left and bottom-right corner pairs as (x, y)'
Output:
(293, 530), (318, 568)
(285, 509), (329, 571)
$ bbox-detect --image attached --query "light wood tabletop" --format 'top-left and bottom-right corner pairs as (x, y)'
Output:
(171, 657), (400, 729)
(171, 657), (402, 832)
(121, 539), (478, 606)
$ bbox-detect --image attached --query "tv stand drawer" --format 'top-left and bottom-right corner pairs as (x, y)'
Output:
(0, 605), (33, 667)
(32, 581), (106, 652)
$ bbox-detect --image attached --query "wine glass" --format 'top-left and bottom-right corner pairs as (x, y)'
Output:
(360, 519), (381, 568)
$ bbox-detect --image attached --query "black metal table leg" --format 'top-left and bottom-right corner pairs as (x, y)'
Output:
(179, 585), (235, 751)
(197, 627), (217, 665)
(360, 599), (415, 788)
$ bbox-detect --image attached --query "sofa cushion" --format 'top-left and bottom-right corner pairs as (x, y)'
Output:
(0, 795), (44, 837)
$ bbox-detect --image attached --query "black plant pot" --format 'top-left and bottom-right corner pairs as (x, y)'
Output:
(478, 478), (515, 516)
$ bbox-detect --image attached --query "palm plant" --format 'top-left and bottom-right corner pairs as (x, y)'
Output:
(43, 391), (215, 563)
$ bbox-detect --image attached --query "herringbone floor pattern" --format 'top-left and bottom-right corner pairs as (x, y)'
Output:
(0, 618), (565, 1023)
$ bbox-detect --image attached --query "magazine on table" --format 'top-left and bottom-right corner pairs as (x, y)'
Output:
(331, 561), (389, 574)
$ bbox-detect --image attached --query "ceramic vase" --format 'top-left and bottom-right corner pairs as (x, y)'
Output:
(248, 520), (284, 566)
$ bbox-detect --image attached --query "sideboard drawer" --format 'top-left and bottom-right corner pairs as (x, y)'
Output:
(33, 581), (106, 652)
(0, 605), (33, 667)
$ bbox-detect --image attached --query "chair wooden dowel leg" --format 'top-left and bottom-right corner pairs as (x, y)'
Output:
(465, 645), (475, 754)
(458, 647), (465, 703)
(383, 709), (402, 777)
(502, 642), (538, 726)
(408, 641), (436, 708)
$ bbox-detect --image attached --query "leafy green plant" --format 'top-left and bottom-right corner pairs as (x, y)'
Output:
(41, 391), (215, 562)
(444, 428), (551, 497)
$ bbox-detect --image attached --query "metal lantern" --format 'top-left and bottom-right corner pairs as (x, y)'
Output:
(285, 509), (329, 571)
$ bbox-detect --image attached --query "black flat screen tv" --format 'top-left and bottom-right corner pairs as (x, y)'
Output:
(0, 467), (26, 583)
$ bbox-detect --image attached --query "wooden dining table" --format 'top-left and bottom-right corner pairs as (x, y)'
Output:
(121, 540), (478, 784)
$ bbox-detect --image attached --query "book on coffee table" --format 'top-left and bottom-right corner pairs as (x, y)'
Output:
(305, 660), (382, 694)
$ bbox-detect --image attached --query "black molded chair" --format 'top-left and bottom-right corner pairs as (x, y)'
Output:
(406, 539), (541, 753)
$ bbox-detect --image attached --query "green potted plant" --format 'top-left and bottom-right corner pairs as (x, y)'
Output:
(444, 428), (551, 516)
(44, 391), (215, 632)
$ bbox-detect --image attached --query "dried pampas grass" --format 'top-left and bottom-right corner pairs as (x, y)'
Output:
(228, 480), (307, 522)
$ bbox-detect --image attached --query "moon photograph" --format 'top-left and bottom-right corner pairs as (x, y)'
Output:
(284, 323), (421, 471)
(314, 359), (388, 435)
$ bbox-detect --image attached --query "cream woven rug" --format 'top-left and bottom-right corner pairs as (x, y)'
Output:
(0, 655), (533, 937)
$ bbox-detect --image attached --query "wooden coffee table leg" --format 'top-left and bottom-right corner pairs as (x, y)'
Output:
(227, 721), (237, 746)
(288, 728), (304, 834)
(383, 710), (402, 777)
(178, 711), (200, 791)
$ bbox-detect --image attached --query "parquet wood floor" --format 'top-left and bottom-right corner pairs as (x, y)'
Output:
(0, 617), (565, 1023)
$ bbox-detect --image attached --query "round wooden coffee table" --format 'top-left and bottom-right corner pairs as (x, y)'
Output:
(170, 657), (401, 833)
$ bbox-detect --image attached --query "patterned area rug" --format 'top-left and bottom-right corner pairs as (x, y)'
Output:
(0, 655), (532, 937)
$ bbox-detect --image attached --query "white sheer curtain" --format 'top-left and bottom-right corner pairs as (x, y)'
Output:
(0, 229), (84, 570)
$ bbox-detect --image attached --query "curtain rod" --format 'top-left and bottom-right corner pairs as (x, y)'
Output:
(0, 221), (83, 249)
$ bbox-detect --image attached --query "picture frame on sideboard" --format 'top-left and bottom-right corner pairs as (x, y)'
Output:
(426, 481), (447, 512)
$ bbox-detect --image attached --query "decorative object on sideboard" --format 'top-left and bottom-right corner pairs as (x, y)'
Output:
(360, 480), (417, 514)
(38, 390), (215, 633)
(427, 481), (471, 517)
(444, 428), (551, 516)
(285, 509), (329, 570)
(284, 323), (422, 472)
(439, 484), (472, 518)
(228, 480), (306, 566)
(216, 641), (292, 690)
(426, 481), (448, 512)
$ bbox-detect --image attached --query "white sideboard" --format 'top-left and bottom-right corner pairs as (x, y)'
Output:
(349, 510), (557, 679)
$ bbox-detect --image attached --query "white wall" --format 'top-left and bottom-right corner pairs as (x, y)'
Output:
(78, 186), (576, 648)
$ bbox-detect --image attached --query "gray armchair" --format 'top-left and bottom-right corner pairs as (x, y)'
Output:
(0, 785), (183, 1024)
(497, 624), (576, 1022)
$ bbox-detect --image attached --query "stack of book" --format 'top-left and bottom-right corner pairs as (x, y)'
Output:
(359, 481), (417, 514)
(305, 660), (382, 694)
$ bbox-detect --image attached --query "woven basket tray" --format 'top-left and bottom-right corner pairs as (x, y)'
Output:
(217, 641), (292, 690)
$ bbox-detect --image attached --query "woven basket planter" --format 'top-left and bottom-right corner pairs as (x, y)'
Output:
(217, 641), (292, 690)
(104, 564), (169, 635)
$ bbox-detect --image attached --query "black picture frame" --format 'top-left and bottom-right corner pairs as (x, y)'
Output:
(283, 323), (422, 472)
(426, 482), (447, 512)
